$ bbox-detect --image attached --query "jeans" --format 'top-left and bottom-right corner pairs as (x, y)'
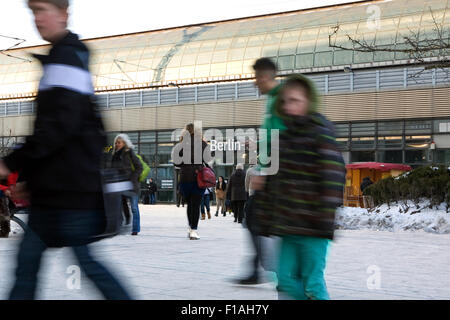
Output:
(150, 193), (156, 205)
(179, 182), (204, 230)
(8, 208), (131, 300)
(277, 235), (331, 300)
(200, 194), (211, 214)
(123, 192), (140, 233)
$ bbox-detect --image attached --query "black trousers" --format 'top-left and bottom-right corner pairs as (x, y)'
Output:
(185, 193), (202, 230)
(232, 200), (246, 223)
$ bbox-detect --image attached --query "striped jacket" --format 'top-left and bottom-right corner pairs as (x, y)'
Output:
(254, 112), (346, 240)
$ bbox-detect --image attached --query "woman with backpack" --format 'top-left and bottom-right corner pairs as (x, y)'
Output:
(111, 134), (143, 236)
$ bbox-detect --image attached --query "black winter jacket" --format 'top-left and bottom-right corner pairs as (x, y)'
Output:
(148, 181), (157, 194)
(173, 135), (210, 184)
(4, 31), (106, 210)
(227, 169), (247, 201)
(110, 148), (143, 194)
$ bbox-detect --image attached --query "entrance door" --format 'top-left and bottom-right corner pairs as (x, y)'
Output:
(156, 166), (175, 202)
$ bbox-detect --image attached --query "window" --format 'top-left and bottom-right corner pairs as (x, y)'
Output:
(351, 151), (375, 162)
(377, 150), (403, 163)
(158, 131), (176, 142)
(334, 123), (349, 138)
(377, 136), (403, 149)
(405, 135), (431, 148)
(351, 137), (375, 149)
(157, 143), (175, 164)
(405, 150), (429, 164)
(378, 121), (403, 136)
(138, 144), (156, 167)
(351, 122), (375, 137)
(140, 131), (156, 143)
(435, 149), (450, 165)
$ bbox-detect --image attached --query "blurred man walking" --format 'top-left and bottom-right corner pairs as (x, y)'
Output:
(0, 0), (131, 300)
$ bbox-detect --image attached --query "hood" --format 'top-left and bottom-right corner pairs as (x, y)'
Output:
(274, 74), (321, 121)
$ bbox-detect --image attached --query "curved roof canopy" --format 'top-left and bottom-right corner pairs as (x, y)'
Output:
(0, 0), (448, 97)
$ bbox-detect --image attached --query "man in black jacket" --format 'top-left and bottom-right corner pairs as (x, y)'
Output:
(148, 178), (158, 205)
(226, 164), (247, 223)
(0, 0), (131, 300)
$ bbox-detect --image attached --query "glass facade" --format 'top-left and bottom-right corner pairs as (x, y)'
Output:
(0, 0), (447, 97)
(337, 118), (450, 168)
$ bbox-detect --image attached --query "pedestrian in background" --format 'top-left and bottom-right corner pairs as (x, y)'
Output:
(227, 164), (247, 223)
(111, 134), (143, 236)
(232, 164), (266, 284)
(172, 123), (210, 240)
(215, 176), (227, 217)
(200, 186), (213, 220)
(254, 74), (346, 300)
(148, 178), (158, 205)
(0, 0), (131, 300)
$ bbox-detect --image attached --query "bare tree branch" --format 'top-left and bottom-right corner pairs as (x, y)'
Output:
(328, 7), (450, 80)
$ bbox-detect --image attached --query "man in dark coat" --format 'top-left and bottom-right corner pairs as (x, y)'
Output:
(0, 0), (130, 300)
(226, 164), (247, 223)
(360, 177), (374, 193)
(148, 178), (158, 204)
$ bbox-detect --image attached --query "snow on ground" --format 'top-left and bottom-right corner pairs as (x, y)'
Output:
(1, 204), (449, 300)
(336, 201), (450, 234)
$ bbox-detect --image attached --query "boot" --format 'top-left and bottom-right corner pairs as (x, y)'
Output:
(201, 213), (206, 220)
(207, 212), (211, 219)
(215, 211), (218, 217)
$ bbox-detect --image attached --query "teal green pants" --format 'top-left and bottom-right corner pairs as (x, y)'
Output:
(277, 235), (331, 300)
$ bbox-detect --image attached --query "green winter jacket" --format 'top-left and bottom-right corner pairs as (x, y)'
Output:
(258, 84), (286, 168)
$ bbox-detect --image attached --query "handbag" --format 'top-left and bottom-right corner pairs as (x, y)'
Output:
(196, 162), (216, 189)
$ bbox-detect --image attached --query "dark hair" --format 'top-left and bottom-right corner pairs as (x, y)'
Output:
(28, 0), (69, 9)
(252, 58), (277, 73)
(216, 176), (226, 190)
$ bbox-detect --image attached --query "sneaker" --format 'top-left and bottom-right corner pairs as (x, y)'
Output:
(131, 232), (138, 236)
(189, 230), (200, 240)
(188, 227), (192, 238)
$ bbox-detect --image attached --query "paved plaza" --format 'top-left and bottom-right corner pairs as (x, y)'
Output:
(0, 204), (449, 300)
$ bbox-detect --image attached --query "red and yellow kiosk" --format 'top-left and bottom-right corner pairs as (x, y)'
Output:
(344, 162), (412, 207)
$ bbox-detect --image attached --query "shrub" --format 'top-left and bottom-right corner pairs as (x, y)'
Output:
(363, 165), (450, 210)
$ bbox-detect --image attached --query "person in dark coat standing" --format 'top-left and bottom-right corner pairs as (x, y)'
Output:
(0, 0), (131, 300)
(226, 164), (247, 223)
(111, 134), (143, 235)
(172, 123), (211, 240)
(148, 178), (157, 205)
(360, 177), (373, 192)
